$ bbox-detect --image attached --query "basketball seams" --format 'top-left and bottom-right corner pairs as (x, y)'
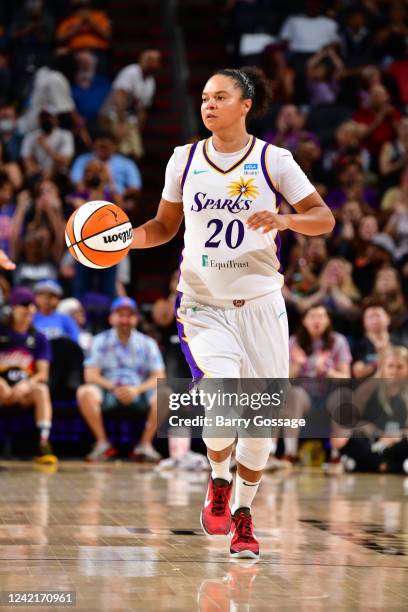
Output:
(73, 200), (107, 243)
(80, 205), (129, 241)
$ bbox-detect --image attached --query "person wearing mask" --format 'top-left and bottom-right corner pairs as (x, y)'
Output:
(0, 286), (56, 463)
(32, 279), (80, 343)
(76, 297), (165, 462)
(0, 103), (23, 163)
(70, 130), (141, 194)
(21, 109), (74, 178)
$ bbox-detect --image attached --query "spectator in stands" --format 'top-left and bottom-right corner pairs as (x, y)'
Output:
(306, 45), (344, 108)
(10, 181), (65, 262)
(340, 7), (373, 68)
(0, 103), (23, 163)
(8, 0), (55, 98)
(263, 104), (318, 153)
(66, 158), (117, 214)
(71, 50), (110, 128)
(371, 267), (407, 335)
(294, 258), (360, 322)
(57, 297), (93, 353)
(289, 304), (352, 379)
(100, 49), (162, 159)
(353, 84), (402, 157)
(379, 117), (408, 191)
(352, 299), (394, 378)
(21, 109), (74, 179)
(0, 286), (56, 464)
(326, 160), (378, 210)
(76, 296), (165, 462)
(70, 130), (142, 194)
(381, 163), (408, 213)
(56, 0), (111, 52)
(279, 1), (339, 58)
(322, 120), (369, 178)
(332, 345), (408, 474)
(0, 173), (15, 258)
(374, 2), (408, 62)
(353, 232), (395, 297)
(284, 235), (328, 301)
(332, 199), (365, 260)
(33, 279), (80, 343)
(259, 43), (295, 103)
(13, 229), (59, 288)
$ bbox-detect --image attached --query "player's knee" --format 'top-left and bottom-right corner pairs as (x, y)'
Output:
(203, 437), (236, 452)
(31, 382), (50, 397)
(236, 438), (273, 471)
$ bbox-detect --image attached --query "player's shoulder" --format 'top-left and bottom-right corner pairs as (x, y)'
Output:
(168, 140), (204, 169)
(257, 139), (293, 160)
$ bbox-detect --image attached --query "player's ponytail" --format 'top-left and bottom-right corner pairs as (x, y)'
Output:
(211, 66), (272, 119)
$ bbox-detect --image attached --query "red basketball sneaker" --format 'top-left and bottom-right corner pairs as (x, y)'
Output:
(200, 477), (233, 535)
(230, 508), (259, 559)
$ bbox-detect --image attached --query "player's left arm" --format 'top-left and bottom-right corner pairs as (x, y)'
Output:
(247, 190), (335, 236)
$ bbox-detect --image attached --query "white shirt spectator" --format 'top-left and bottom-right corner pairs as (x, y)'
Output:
(280, 14), (339, 53)
(21, 128), (74, 171)
(113, 64), (156, 110)
(18, 67), (76, 133)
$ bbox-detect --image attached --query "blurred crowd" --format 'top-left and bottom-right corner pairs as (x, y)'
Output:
(0, 0), (408, 471)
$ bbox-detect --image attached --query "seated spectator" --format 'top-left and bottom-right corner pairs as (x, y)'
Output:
(71, 50), (110, 127)
(8, 0), (55, 98)
(374, 2), (408, 62)
(0, 103), (23, 163)
(66, 158), (117, 214)
(70, 130), (142, 194)
(0, 173), (15, 257)
(293, 136), (325, 195)
(259, 43), (295, 103)
(326, 160), (378, 210)
(381, 164), (408, 212)
(290, 304), (352, 379)
(383, 178), (408, 259)
(0, 286), (56, 463)
(340, 7), (373, 68)
(13, 229), (59, 288)
(332, 346), (408, 474)
(352, 298), (395, 378)
(18, 56), (77, 135)
(76, 297), (165, 462)
(263, 104), (318, 154)
(56, 0), (111, 51)
(284, 236), (328, 307)
(306, 45), (344, 108)
(353, 232), (395, 297)
(371, 267), (407, 335)
(379, 117), (408, 191)
(33, 279), (80, 343)
(287, 304), (351, 459)
(10, 181), (65, 262)
(100, 49), (162, 159)
(279, 0), (339, 62)
(295, 258), (360, 326)
(57, 297), (93, 353)
(322, 120), (369, 178)
(21, 109), (74, 179)
(332, 199), (368, 260)
(353, 84), (402, 157)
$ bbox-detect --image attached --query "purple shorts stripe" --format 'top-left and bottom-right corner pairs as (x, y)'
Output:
(180, 141), (198, 193)
(174, 293), (204, 382)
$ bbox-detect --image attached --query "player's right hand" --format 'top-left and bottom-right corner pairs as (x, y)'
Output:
(0, 249), (16, 270)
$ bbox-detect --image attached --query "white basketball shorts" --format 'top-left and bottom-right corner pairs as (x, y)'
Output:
(176, 290), (289, 379)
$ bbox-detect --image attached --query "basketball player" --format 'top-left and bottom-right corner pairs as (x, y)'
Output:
(132, 67), (335, 558)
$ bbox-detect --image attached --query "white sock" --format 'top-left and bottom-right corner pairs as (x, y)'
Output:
(284, 437), (298, 457)
(37, 420), (51, 443)
(96, 440), (110, 451)
(231, 473), (261, 514)
(208, 455), (232, 482)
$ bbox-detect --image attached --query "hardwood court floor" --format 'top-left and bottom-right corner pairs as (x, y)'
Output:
(0, 461), (407, 611)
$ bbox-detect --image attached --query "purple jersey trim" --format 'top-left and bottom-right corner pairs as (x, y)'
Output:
(181, 141), (198, 193)
(260, 143), (282, 207)
(174, 293), (204, 382)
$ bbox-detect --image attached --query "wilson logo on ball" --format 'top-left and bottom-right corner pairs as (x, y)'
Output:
(103, 228), (133, 244)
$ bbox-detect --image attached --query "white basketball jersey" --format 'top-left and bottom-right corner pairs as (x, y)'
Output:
(176, 137), (289, 303)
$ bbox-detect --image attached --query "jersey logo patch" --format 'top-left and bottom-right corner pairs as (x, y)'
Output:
(193, 169), (210, 175)
(244, 163), (259, 176)
(228, 177), (259, 200)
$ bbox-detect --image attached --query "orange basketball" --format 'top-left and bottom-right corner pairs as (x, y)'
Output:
(65, 201), (133, 269)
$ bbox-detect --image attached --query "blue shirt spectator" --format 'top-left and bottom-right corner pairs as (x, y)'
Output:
(32, 279), (80, 343)
(70, 131), (142, 194)
(71, 51), (111, 123)
(85, 326), (164, 387)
